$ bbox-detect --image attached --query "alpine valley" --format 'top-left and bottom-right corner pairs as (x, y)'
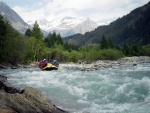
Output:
(64, 1), (150, 46)
(0, 1), (98, 37)
(0, 1), (150, 45)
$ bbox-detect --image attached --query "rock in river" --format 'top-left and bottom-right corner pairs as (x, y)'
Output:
(0, 75), (68, 113)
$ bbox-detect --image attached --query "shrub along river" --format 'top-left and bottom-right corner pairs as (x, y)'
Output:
(0, 62), (150, 113)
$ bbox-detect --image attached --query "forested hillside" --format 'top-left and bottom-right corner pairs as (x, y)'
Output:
(0, 16), (44, 65)
(0, 12), (150, 65)
(64, 1), (150, 46)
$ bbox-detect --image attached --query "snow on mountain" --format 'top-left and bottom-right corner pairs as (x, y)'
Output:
(27, 19), (50, 31)
(74, 18), (98, 34)
(0, 1), (98, 37)
(28, 16), (98, 37)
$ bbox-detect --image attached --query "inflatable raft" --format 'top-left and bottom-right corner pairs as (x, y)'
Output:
(40, 63), (58, 71)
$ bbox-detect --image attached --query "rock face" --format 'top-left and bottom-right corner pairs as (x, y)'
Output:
(0, 1), (30, 34)
(0, 75), (67, 113)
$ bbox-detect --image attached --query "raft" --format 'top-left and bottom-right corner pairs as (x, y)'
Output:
(40, 63), (58, 71)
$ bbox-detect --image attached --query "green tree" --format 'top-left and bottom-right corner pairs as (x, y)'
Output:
(31, 21), (43, 40)
(52, 31), (57, 41)
(0, 15), (7, 37)
(0, 15), (21, 63)
(44, 32), (56, 48)
(64, 42), (71, 52)
(0, 15), (7, 54)
(123, 44), (131, 56)
(108, 38), (114, 49)
(25, 28), (32, 37)
(131, 45), (139, 56)
(44, 33), (52, 48)
(26, 37), (46, 62)
(56, 34), (63, 45)
(101, 35), (108, 49)
(44, 32), (63, 48)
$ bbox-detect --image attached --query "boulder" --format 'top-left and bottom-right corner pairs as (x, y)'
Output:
(0, 75), (21, 94)
(0, 87), (67, 113)
(0, 75), (68, 113)
(0, 81), (21, 94)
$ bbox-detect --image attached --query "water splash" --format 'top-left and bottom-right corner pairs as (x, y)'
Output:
(1, 63), (150, 113)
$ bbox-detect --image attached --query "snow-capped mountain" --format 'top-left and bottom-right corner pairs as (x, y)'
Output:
(0, 1), (30, 34)
(28, 16), (98, 37)
(0, 1), (98, 37)
(73, 18), (98, 34)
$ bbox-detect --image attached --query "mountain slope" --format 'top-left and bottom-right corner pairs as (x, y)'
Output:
(0, 1), (30, 34)
(28, 16), (98, 37)
(65, 1), (150, 46)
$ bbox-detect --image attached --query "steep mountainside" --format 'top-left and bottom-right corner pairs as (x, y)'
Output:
(28, 16), (98, 37)
(0, 1), (30, 34)
(65, 1), (150, 46)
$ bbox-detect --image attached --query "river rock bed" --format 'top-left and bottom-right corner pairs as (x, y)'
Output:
(61, 56), (150, 71)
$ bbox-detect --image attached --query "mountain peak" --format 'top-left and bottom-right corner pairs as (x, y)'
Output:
(27, 16), (98, 37)
(0, 1), (9, 8)
(74, 17), (98, 35)
(0, 1), (6, 5)
(65, 1), (150, 46)
(83, 17), (93, 22)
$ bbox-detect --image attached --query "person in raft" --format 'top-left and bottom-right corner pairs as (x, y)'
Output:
(39, 59), (48, 69)
(52, 60), (59, 67)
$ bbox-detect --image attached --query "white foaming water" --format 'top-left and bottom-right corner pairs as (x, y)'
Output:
(0, 62), (150, 113)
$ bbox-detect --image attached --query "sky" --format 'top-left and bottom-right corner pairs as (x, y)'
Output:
(1, 0), (150, 25)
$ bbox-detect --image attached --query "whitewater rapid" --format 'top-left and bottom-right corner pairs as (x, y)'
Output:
(0, 62), (150, 113)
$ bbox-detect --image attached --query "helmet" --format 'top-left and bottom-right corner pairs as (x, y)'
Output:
(43, 59), (46, 61)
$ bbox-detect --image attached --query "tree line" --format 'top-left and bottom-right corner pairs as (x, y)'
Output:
(100, 35), (150, 57)
(0, 14), (150, 65)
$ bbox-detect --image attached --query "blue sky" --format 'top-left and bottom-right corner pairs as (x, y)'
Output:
(1, 0), (150, 25)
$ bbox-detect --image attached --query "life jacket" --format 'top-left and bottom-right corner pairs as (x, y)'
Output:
(39, 61), (47, 68)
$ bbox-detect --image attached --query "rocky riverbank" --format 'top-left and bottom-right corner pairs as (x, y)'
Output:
(1, 56), (150, 71)
(0, 56), (149, 112)
(0, 62), (38, 70)
(0, 75), (68, 113)
(61, 56), (150, 71)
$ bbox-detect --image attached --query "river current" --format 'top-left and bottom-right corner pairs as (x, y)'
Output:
(1, 63), (150, 113)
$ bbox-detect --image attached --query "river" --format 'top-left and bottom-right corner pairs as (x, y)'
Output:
(0, 62), (150, 113)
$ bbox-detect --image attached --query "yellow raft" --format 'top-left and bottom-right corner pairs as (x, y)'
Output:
(40, 63), (58, 71)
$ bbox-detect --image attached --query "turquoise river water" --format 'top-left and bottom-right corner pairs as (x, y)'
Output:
(0, 63), (150, 113)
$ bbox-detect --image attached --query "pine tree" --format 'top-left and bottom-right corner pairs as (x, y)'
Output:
(0, 15), (7, 37)
(56, 34), (63, 45)
(131, 45), (139, 56)
(31, 21), (43, 40)
(123, 44), (131, 56)
(101, 35), (108, 49)
(108, 38), (114, 49)
(44, 33), (54, 48)
(64, 42), (71, 52)
(44, 32), (64, 48)
(25, 28), (32, 37)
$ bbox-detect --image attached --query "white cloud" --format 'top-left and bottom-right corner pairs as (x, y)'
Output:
(13, 0), (150, 25)
(13, 6), (46, 22)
